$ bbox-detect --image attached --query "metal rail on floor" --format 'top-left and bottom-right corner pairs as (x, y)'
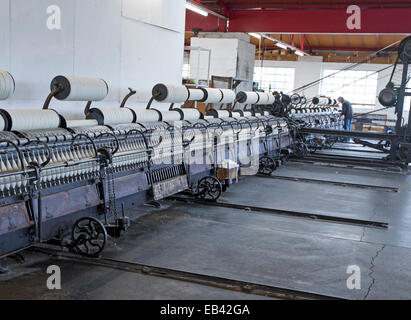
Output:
(328, 147), (384, 154)
(174, 198), (389, 229)
(290, 159), (405, 174)
(304, 154), (402, 168)
(31, 246), (344, 300)
(256, 175), (399, 193)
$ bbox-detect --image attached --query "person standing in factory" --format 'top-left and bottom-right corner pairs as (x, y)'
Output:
(338, 96), (353, 142)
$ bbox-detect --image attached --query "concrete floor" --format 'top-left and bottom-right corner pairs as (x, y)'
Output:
(0, 143), (410, 300)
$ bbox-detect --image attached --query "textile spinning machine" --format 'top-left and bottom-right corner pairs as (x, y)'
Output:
(0, 72), (339, 258)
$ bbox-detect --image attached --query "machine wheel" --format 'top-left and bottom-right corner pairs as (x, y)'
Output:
(70, 217), (107, 256)
(258, 156), (276, 175)
(196, 176), (223, 201)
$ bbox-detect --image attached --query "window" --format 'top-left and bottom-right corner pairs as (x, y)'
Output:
(320, 69), (378, 107)
(182, 63), (190, 79)
(253, 67), (295, 93)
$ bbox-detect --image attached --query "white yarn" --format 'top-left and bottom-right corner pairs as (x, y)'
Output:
(188, 89), (205, 101)
(239, 92), (259, 104)
(66, 119), (99, 128)
(216, 110), (231, 118)
(202, 88), (223, 103)
(180, 109), (202, 121)
(154, 84), (189, 103)
(96, 107), (134, 125)
(57, 76), (108, 101)
(267, 94), (275, 104)
(0, 114), (5, 131)
(219, 89), (236, 104)
(135, 110), (161, 123)
(255, 92), (274, 105)
(313, 97), (329, 105)
(0, 71), (15, 101)
(6, 110), (60, 131)
(161, 111), (182, 122)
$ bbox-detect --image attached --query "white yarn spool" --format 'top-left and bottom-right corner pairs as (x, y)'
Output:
(188, 89), (205, 101)
(91, 107), (135, 125)
(152, 84), (189, 103)
(236, 91), (259, 104)
(0, 71), (15, 101)
(66, 119), (99, 128)
(202, 88), (223, 104)
(267, 94), (275, 104)
(0, 114), (5, 131)
(243, 111), (253, 117)
(180, 109), (202, 121)
(51, 76), (108, 101)
(135, 110), (161, 123)
(256, 92), (269, 105)
(231, 112), (242, 119)
(217, 110), (231, 118)
(4, 110), (60, 131)
(219, 89), (236, 104)
(312, 97), (329, 105)
(160, 111), (182, 122)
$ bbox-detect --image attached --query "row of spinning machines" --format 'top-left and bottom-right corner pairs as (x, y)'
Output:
(0, 71), (342, 257)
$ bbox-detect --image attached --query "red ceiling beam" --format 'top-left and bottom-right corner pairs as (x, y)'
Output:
(260, 45), (396, 52)
(217, 0), (230, 17)
(227, 8), (411, 34)
(186, 10), (227, 32)
(218, 2), (411, 10)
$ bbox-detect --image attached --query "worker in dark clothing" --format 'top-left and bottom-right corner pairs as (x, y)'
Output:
(338, 97), (353, 142)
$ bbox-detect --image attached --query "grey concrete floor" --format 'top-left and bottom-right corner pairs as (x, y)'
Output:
(0, 145), (410, 300)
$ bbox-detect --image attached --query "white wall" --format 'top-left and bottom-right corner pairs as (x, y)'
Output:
(0, 0), (186, 119)
(255, 59), (407, 121)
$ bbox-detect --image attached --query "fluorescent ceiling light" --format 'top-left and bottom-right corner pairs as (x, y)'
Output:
(295, 50), (305, 56)
(276, 42), (288, 50)
(248, 33), (262, 40)
(186, 2), (208, 16)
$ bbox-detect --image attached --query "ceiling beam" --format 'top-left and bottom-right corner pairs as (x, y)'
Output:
(226, 8), (411, 34)
(304, 35), (312, 52)
(213, 1), (411, 10)
(217, 0), (230, 17)
(260, 45), (396, 53)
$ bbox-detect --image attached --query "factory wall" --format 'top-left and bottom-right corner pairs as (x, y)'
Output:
(0, 0), (186, 119)
(255, 59), (408, 122)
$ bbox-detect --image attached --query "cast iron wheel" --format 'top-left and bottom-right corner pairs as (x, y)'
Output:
(258, 156), (276, 175)
(71, 217), (107, 256)
(196, 176), (223, 201)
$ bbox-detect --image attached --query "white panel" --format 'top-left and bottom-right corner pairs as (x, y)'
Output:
(236, 40), (255, 92)
(0, 0), (10, 71)
(74, 0), (122, 103)
(10, 0), (75, 103)
(122, 0), (185, 33)
(1, 0), (186, 118)
(190, 38), (238, 80)
(120, 18), (185, 111)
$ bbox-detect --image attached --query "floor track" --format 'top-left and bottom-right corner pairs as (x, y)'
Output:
(257, 174), (399, 192)
(31, 246), (344, 300)
(171, 198), (389, 229)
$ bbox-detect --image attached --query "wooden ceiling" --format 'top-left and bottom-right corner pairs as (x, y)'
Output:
(185, 32), (405, 63)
